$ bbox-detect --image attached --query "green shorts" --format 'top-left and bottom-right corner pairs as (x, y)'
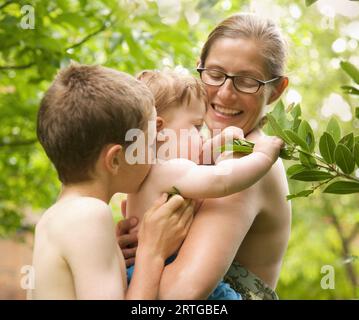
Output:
(224, 261), (279, 300)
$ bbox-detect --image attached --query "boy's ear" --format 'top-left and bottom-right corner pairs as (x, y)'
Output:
(268, 77), (289, 105)
(156, 116), (165, 132)
(104, 144), (123, 175)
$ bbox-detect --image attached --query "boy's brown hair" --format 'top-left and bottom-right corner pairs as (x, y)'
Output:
(136, 70), (208, 116)
(37, 63), (154, 184)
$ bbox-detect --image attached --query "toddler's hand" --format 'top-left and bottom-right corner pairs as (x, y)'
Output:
(202, 126), (244, 164)
(253, 135), (284, 164)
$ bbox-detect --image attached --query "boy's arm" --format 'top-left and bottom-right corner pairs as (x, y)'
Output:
(159, 136), (283, 199)
(61, 203), (125, 299)
(61, 196), (194, 300)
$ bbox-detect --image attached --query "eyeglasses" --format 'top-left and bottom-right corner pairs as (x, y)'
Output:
(197, 68), (280, 94)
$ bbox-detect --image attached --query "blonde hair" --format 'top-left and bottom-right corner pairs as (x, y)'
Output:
(200, 13), (287, 78)
(137, 70), (208, 115)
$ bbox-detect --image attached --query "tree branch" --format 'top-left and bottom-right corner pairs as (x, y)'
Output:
(0, 138), (37, 147)
(66, 22), (108, 51)
(348, 222), (359, 243)
(0, 13), (112, 71)
(0, 62), (35, 71)
(0, 0), (14, 11)
(328, 210), (358, 292)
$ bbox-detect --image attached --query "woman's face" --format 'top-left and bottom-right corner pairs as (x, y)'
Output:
(203, 37), (273, 135)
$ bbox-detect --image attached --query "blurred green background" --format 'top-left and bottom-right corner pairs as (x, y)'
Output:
(0, 0), (358, 299)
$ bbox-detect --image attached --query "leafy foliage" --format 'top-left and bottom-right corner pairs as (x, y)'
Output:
(225, 60), (359, 199)
(0, 0), (358, 299)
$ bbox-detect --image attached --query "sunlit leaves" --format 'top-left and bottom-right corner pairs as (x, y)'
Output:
(266, 114), (291, 144)
(290, 170), (334, 181)
(319, 132), (336, 164)
(286, 189), (313, 200)
(323, 181), (359, 194)
(354, 143), (359, 167)
(340, 61), (359, 84)
(305, 0), (318, 7)
(326, 118), (341, 144)
(284, 129), (309, 151)
(334, 144), (355, 174)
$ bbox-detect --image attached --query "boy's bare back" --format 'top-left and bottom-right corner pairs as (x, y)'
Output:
(33, 196), (126, 299)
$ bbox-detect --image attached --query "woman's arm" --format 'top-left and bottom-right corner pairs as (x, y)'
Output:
(126, 195), (194, 299)
(158, 189), (258, 299)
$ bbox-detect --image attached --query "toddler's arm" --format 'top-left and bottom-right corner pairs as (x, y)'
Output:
(159, 135), (284, 199)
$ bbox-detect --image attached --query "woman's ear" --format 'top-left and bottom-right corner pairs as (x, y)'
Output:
(104, 144), (123, 175)
(268, 77), (289, 104)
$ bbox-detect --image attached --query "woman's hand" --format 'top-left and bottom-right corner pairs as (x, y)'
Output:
(138, 194), (195, 262)
(116, 214), (139, 267)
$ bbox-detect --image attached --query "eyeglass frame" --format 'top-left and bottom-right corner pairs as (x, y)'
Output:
(196, 67), (281, 94)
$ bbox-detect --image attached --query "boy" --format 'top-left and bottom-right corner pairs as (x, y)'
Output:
(124, 70), (283, 299)
(32, 64), (194, 299)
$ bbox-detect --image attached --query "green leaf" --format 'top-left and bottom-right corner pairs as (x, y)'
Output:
(339, 133), (354, 153)
(266, 114), (291, 144)
(326, 117), (341, 143)
(335, 144), (355, 174)
(354, 143), (359, 167)
(341, 85), (359, 95)
(356, 107), (359, 120)
(284, 129), (309, 151)
(323, 181), (359, 194)
(299, 152), (317, 168)
(270, 100), (292, 130)
(286, 189), (314, 200)
(340, 61), (359, 84)
(305, 0), (318, 6)
(298, 120), (315, 152)
(279, 147), (294, 160)
(167, 186), (181, 200)
(290, 170), (333, 181)
(319, 132), (336, 164)
(290, 104), (302, 132)
(286, 164), (307, 176)
(220, 144), (253, 154)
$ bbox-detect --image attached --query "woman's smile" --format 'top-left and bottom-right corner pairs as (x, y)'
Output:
(209, 102), (244, 120)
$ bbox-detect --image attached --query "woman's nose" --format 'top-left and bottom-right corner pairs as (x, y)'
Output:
(217, 78), (238, 102)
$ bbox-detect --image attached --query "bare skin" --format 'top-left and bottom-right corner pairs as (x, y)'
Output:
(158, 129), (291, 299)
(118, 36), (291, 299)
(156, 37), (291, 298)
(126, 96), (284, 237)
(32, 109), (195, 300)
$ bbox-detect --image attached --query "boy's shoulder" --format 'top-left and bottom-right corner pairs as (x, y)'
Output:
(37, 196), (113, 242)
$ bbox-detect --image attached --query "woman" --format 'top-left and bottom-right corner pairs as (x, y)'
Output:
(118, 13), (291, 300)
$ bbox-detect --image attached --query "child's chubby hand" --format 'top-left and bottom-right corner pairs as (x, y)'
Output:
(253, 135), (284, 164)
(218, 126), (244, 145)
(202, 126), (244, 164)
(138, 194), (195, 261)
